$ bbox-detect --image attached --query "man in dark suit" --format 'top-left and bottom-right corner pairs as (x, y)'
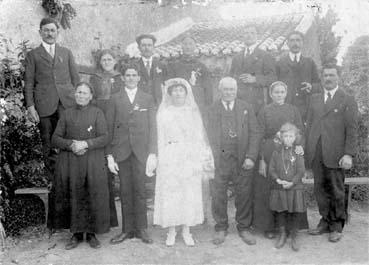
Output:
(106, 65), (157, 245)
(229, 25), (276, 114)
(276, 31), (320, 122)
(207, 77), (262, 245)
(306, 64), (358, 242)
(167, 36), (213, 116)
(135, 34), (167, 105)
(25, 18), (80, 167)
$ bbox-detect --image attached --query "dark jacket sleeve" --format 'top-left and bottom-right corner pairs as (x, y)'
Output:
(344, 95), (359, 157)
(255, 52), (276, 88)
(201, 63), (213, 105)
(310, 60), (321, 94)
(51, 111), (73, 150)
(257, 107), (266, 158)
(68, 49), (80, 87)
(148, 95), (158, 154)
(104, 97), (116, 156)
(246, 105), (262, 161)
(86, 109), (109, 150)
(293, 106), (305, 147)
(24, 51), (35, 108)
(292, 154), (305, 185)
(268, 151), (279, 181)
(229, 54), (240, 78)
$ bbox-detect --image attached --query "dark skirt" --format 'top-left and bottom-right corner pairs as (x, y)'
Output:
(270, 189), (306, 213)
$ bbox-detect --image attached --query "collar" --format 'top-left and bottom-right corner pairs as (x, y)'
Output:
(289, 52), (301, 63)
(244, 43), (258, 56)
(125, 86), (138, 94)
(142, 56), (153, 66)
(324, 86), (339, 98)
(221, 100), (235, 111)
(41, 41), (56, 51)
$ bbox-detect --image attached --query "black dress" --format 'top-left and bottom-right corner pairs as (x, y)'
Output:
(252, 103), (308, 232)
(51, 104), (110, 233)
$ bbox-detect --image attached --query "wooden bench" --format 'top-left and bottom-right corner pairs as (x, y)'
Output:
(302, 177), (369, 223)
(14, 187), (50, 226)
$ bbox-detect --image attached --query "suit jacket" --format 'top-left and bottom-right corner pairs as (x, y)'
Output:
(137, 57), (167, 105)
(106, 89), (157, 164)
(206, 99), (262, 169)
(24, 44), (80, 117)
(229, 48), (276, 114)
(276, 54), (320, 120)
(306, 89), (358, 168)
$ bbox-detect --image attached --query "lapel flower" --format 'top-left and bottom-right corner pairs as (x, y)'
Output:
(156, 67), (162, 74)
(58, 56), (63, 63)
(87, 125), (93, 132)
(243, 110), (248, 115)
(195, 68), (202, 77)
(290, 155), (296, 163)
(110, 78), (115, 84)
(133, 104), (140, 111)
(334, 109), (338, 113)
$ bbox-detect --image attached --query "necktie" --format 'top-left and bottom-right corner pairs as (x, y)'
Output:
(226, 101), (231, 111)
(293, 54), (298, 63)
(145, 60), (150, 76)
(49, 45), (54, 58)
(325, 92), (332, 104)
(246, 47), (251, 57)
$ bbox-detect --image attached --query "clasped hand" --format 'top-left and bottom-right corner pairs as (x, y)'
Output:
(276, 178), (293, 189)
(70, 140), (88, 156)
(239, 73), (256, 84)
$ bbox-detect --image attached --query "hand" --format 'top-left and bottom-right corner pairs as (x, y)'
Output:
(27, 105), (40, 123)
(107, 155), (119, 175)
(242, 158), (255, 170)
(295, 145), (304, 156)
(282, 181), (294, 189)
(203, 159), (214, 172)
(301, 82), (312, 93)
(258, 159), (267, 178)
(239, 73), (256, 84)
(145, 153), (157, 177)
(71, 140), (88, 154)
(339, 155), (353, 170)
(189, 71), (197, 86)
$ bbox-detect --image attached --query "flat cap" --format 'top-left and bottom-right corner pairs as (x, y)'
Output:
(136, 34), (157, 45)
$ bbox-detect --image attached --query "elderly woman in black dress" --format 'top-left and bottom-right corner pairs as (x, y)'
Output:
(52, 82), (110, 249)
(252, 81), (308, 238)
(89, 49), (124, 228)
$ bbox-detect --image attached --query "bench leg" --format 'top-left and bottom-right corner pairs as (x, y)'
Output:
(347, 185), (353, 224)
(35, 194), (49, 227)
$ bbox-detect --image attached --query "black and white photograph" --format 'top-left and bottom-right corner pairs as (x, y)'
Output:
(0, 0), (368, 264)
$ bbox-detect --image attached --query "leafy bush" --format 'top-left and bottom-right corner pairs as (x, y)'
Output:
(0, 36), (49, 235)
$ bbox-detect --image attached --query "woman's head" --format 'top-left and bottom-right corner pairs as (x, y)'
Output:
(75, 82), (94, 106)
(97, 49), (117, 73)
(165, 78), (190, 107)
(269, 81), (287, 105)
(279, 122), (300, 147)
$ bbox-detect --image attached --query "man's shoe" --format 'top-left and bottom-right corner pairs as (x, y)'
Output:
(238, 230), (256, 245)
(110, 231), (135, 245)
(65, 233), (83, 250)
(212, 230), (227, 245)
(264, 231), (276, 239)
(86, 233), (101, 249)
(136, 229), (153, 244)
(328, 231), (342, 243)
(308, 226), (329, 235)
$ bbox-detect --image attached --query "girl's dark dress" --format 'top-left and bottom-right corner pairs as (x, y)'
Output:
(51, 104), (110, 233)
(90, 71), (123, 227)
(252, 103), (308, 231)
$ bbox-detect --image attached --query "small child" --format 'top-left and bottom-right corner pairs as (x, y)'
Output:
(268, 122), (307, 251)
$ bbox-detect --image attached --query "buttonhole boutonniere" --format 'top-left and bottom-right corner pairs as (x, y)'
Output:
(194, 68), (202, 77)
(58, 56), (63, 63)
(156, 67), (162, 74)
(110, 78), (115, 84)
(87, 125), (93, 132)
(290, 155), (296, 164)
(133, 104), (140, 111)
(243, 110), (248, 115)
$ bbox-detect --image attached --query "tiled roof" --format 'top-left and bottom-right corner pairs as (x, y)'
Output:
(155, 13), (304, 58)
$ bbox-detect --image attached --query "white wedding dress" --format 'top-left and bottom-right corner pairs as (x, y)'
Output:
(153, 78), (214, 228)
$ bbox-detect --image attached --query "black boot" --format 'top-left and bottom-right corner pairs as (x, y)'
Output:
(275, 226), (287, 249)
(291, 229), (300, 251)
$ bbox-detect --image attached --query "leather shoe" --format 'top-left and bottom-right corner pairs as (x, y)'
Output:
(264, 231), (276, 239)
(87, 233), (101, 249)
(212, 230), (227, 245)
(308, 226), (329, 235)
(135, 229), (153, 244)
(110, 231), (135, 245)
(65, 233), (83, 250)
(238, 230), (256, 245)
(328, 231), (342, 242)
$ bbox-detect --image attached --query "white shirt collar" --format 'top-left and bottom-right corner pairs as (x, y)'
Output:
(324, 86), (339, 101)
(289, 52), (301, 63)
(125, 87), (138, 103)
(244, 43), (258, 56)
(221, 100), (235, 111)
(41, 41), (55, 51)
(142, 56), (153, 68)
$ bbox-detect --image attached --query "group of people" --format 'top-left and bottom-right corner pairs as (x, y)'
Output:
(24, 17), (358, 252)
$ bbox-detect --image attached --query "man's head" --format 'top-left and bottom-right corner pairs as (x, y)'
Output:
(287, 31), (304, 54)
(322, 64), (340, 91)
(219, 77), (237, 102)
(136, 34), (156, 59)
(181, 36), (196, 56)
(244, 25), (258, 46)
(122, 64), (140, 89)
(39, 18), (59, 45)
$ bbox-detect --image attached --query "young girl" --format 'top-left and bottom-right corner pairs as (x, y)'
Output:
(268, 122), (307, 251)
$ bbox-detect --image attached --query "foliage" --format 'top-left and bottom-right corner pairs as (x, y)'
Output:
(0, 36), (48, 235)
(315, 8), (342, 65)
(41, 0), (77, 30)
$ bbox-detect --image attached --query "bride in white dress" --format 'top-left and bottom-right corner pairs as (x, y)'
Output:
(153, 78), (214, 246)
